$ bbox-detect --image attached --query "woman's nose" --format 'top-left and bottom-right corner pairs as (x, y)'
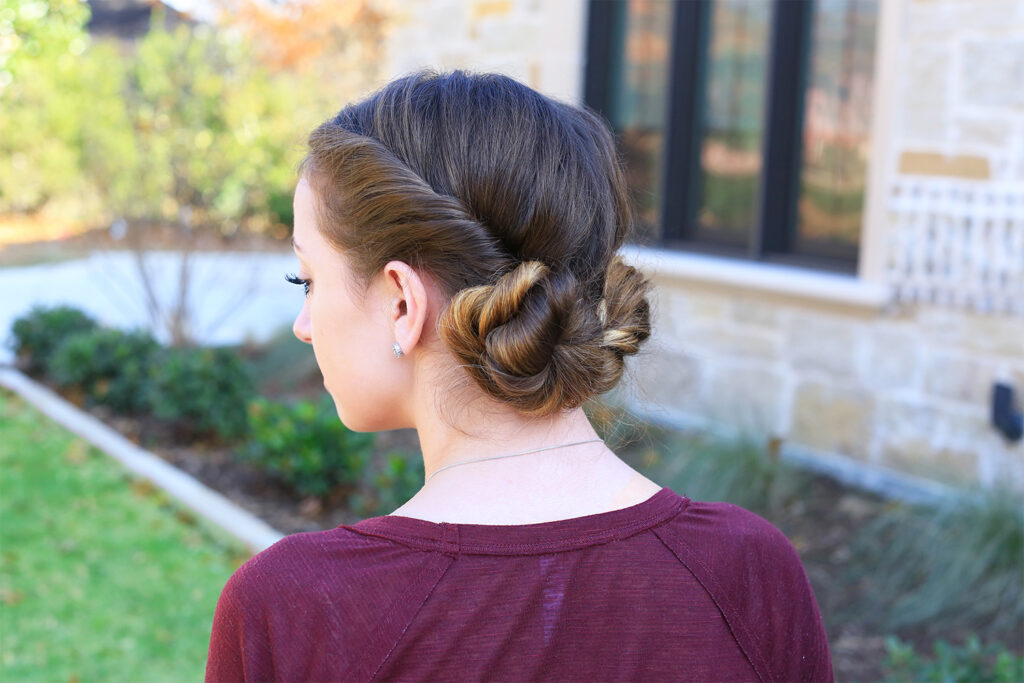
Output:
(293, 307), (312, 344)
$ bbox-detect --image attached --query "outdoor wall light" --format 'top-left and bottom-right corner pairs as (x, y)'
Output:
(991, 381), (1023, 442)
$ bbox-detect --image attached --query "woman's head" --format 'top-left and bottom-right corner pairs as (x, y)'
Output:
(294, 70), (651, 425)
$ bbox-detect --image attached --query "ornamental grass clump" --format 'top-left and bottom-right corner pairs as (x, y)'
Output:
(843, 489), (1023, 643)
(650, 433), (812, 515)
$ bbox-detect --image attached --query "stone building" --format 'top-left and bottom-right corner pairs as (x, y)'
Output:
(370, 0), (1023, 496)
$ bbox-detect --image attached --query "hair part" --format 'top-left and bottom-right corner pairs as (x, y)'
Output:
(300, 69), (652, 416)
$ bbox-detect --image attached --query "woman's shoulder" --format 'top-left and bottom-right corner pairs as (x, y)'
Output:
(669, 498), (801, 558)
(659, 498), (812, 597)
(222, 524), (439, 608)
(659, 498), (832, 682)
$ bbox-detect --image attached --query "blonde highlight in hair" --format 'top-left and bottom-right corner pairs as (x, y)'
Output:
(300, 70), (652, 416)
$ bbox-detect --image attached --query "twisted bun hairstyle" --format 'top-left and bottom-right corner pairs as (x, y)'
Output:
(300, 70), (651, 416)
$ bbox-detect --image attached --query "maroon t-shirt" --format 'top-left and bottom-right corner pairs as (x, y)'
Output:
(205, 486), (832, 682)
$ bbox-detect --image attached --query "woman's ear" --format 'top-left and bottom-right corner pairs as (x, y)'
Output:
(382, 261), (430, 356)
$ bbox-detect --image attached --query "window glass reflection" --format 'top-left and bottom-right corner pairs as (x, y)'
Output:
(695, 0), (771, 246)
(796, 0), (878, 257)
(607, 0), (673, 242)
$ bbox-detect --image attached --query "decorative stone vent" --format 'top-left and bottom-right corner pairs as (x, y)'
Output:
(886, 178), (1024, 316)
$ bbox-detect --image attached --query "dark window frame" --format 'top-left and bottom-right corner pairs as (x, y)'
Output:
(585, 0), (861, 275)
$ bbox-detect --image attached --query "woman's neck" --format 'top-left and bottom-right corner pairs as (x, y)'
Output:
(394, 380), (654, 523)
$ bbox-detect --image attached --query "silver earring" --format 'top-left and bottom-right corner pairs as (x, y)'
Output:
(392, 341), (404, 359)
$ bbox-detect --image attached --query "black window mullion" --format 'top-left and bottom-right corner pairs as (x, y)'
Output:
(583, 0), (623, 117)
(660, 0), (710, 244)
(754, 0), (813, 259)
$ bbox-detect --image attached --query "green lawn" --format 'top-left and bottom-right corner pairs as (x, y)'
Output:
(0, 388), (249, 682)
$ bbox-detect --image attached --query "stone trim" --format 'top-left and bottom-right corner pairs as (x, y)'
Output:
(620, 245), (891, 311)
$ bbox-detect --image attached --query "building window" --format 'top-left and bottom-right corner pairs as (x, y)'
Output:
(585, 0), (879, 273)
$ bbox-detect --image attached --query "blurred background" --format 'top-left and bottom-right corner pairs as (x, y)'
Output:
(1, 0), (1022, 681)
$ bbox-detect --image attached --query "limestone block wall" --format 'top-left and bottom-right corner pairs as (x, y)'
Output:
(894, 0), (1024, 182)
(374, 0), (586, 103)
(622, 280), (1024, 493)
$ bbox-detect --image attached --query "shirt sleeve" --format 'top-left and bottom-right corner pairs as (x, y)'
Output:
(204, 561), (275, 683)
(753, 520), (833, 683)
(654, 502), (833, 682)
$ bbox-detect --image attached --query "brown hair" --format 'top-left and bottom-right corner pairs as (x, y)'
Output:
(299, 70), (651, 416)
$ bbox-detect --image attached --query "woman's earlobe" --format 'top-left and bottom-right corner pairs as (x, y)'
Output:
(384, 261), (430, 355)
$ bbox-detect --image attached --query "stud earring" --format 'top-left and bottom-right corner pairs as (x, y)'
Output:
(392, 341), (404, 359)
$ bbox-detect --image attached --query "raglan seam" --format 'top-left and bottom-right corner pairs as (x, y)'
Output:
(652, 526), (774, 683)
(368, 553), (457, 681)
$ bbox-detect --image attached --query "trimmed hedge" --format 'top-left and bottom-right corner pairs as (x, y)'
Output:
(48, 327), (159, 415)
(147, 345), (254, 443)
(8, 305), (99, 375)
(9, 306), (253, 443)
(242, 396), (375, 498)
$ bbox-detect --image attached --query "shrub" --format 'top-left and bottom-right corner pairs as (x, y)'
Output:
(883, 636), (1024, 683)
(351, 452), (425, 518)
(8, 305), (99, 375)
(147, 346), (253, 443)
(48, 327), (159, 414)
(242, 396), (375, 499)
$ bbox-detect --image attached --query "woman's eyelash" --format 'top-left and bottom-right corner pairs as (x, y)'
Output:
(285, 272), (311, 297)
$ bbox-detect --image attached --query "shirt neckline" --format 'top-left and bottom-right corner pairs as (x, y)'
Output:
(343, 486), (689, 556)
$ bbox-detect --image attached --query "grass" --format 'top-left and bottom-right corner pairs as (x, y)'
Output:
(0, 388), (248, 682)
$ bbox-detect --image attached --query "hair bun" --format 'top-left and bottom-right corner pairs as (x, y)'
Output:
(600, 257), (652, 357)
(440, 257), (651, 416)
(441, 261), (591, 415)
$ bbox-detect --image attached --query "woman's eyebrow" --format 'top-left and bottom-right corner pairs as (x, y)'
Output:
(292, 237), (303, 252)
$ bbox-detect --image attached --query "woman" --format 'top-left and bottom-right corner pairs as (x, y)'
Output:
(205, 70), (832, 682)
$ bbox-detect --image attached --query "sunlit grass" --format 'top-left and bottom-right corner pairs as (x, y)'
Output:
(0, 389), (247, 682)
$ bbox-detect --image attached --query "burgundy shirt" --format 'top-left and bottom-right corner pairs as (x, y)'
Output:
(205, 486), (832, 682)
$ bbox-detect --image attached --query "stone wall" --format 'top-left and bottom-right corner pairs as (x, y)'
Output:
(376, 0), (586, 102)
(896, 0), (1024, 181)
(622, 279), (1024, 493)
